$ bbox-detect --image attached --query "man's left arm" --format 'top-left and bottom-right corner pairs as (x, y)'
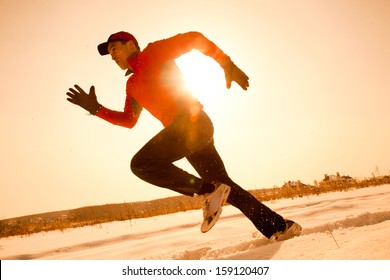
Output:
(155, 31), (249, 90)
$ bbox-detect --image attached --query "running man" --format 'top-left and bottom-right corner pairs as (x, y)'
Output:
(66, 31), (301, 240)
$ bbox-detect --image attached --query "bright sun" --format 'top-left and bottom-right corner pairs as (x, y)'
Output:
(175, 50), (225, 107)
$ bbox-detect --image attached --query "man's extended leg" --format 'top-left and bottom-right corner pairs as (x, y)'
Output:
(187, 144), (287, 238)
(131, 109), (293, 238)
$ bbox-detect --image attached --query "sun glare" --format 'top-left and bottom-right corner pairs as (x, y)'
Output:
(176, 50), (225, 107)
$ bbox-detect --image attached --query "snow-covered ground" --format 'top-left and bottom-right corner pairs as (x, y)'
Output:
(1, 185), (390, 260)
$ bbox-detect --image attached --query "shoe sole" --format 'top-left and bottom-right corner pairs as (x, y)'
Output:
(273, 222), (302, 242)
(201, 185), (231, 233)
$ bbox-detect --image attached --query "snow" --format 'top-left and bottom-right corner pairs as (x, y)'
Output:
(1, 185), (390, 260)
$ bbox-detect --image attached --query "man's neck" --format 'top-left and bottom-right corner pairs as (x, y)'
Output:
(125, 51), (140, 76)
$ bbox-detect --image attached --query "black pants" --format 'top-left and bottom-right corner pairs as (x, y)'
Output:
(131, 110), (285, 238)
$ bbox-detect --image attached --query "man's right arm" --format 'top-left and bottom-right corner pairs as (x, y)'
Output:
(66, 85), (142, 129)
(96, 97), (142, 129)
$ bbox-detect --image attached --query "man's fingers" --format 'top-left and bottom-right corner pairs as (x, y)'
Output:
(68, 85), (89, 100)
(89, 86), (96, 98)
(241, 81), (249, 90)
(74, 84), (86, 94)
(68, 85), (94, 97)
(225, 70), (233, 89)
(226, 78), (232, 89)
(66, 91), (76, 98)
(66, 84), (100, 114)
(66, 97), (77, 104)
(68, 87), (82, 96)
(239, 76), (249, 90)
(66, 90), (80, 105)
(234, 68), (249, 90)
(225, 64), (250, 91)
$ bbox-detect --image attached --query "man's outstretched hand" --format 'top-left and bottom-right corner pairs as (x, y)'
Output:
(66, 85), (102, 115)
(221, 58), (249, 91)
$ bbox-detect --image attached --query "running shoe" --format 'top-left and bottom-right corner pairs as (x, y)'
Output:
(200, 183), (231, 233)
(271, 219), (302, 241)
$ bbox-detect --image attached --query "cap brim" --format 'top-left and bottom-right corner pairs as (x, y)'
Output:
(98, 42), (109, 56)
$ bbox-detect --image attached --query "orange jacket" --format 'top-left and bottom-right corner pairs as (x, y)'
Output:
(96, 32), (229, 128)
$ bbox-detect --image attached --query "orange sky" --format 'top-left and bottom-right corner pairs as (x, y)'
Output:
(1, 0), (389, 219)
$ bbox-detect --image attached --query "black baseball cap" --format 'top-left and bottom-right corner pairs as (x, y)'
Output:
(97, 31), (139, 56)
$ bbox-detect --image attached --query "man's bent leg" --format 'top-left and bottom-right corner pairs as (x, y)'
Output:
(131, 110), (214, 196)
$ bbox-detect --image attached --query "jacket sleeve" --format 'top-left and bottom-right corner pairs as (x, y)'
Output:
(95, 95), (142, 129)
(150, 31), (230, 65)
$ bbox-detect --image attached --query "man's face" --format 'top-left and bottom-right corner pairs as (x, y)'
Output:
(108, 41), (135, 70)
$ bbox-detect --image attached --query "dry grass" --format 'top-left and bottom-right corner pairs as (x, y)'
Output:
(1, 174), (389, 238)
